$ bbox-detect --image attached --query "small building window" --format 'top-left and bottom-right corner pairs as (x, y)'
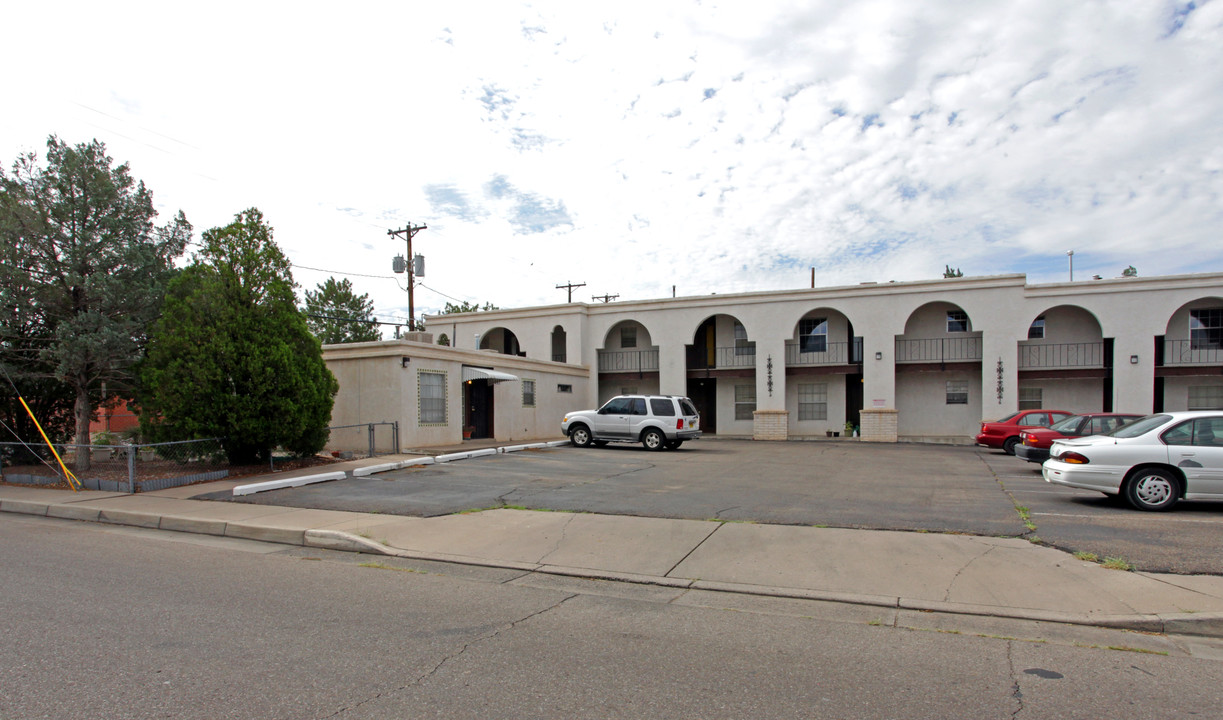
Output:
(557, 384), (573, 393)
(734, 321), (753, 356)
(1190, 309), (1223, 350)
(799, 318), (828, 353)
(522, 379), (536, 407)
(946, 380), (969, 405)
(947, 310), (969, 333)
(620, 325), (637, 348)
(735, 384), (756, 420)
(1018, 387), (1042, 410)
(1028, 316), (1045, 340)
(797, 383), (828, 421)
(419, 370), (447, 425)
(1188, 385), (1223, 410)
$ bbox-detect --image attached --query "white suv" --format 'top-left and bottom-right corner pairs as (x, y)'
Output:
(562, 395), (701, 451)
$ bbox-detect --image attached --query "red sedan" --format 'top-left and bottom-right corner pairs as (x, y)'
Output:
(1014, 413), (1143, 464)
(975, 409), (1074, 455)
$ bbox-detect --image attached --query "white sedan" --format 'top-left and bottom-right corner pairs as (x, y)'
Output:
(1043, 411), (1223, 511)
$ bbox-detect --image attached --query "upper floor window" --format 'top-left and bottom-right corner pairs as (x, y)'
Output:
(947, 310), (969, 333)
(1028, 316), (1045, 340)
(799, 318), (828, 353)
(733, 321), (753, 356)
(1190, 309), (1223, 350)
(620, 325), (637, 348)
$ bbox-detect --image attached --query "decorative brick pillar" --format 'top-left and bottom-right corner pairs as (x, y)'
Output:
(858, 408), (898, 443)
(753, 410), (789, 441)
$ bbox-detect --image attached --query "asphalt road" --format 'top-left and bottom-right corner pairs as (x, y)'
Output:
(200, 439), (1223, 575)
(5, 513), (1223, 719)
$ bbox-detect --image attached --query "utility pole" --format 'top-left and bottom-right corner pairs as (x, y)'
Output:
(389, 222), (427, 330)
(1067, 250), (1074, 282)
(556, 281), (585, 303)
(592, 293), (618, 303)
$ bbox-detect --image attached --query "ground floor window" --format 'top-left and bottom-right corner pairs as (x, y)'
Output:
(419, 370), (447, 425)
(557, 384), (573, 393)
(735, 384), (756, 420)
(946, 380), (969, 405)
(1018, 387), (1042, 410)
(522, 379), (536, 407)
(1188, 385), (1223, 410)
(797, 383), (828, 420)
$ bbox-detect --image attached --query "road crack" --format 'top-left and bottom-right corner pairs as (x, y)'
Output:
(323, 594), (579, 718)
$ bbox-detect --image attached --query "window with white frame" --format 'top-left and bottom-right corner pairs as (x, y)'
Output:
(798, 383), (828, 421)
(620, 325), (637, 348)
(1018, 387), (1042, 410)
(1189, 309), (1223, 350)
(799, 317), (828, 353)
(947, 310), (969, 333)
(735, 384), (756, 420)
(1188, 385), (1223, 410)
(1028, 316), (1045, 340)
(733, 321), (753, 356)
(418, 370), (447, 425)
(946, 380), (969, 405)
(522, 379), (536, 407)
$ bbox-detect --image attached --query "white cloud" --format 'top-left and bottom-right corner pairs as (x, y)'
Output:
(3, 0), (1221, 326)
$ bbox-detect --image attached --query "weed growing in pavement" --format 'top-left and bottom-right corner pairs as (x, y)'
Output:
(358, 562), (427, 574)
(1102, 556), (1134, 571)
(1074, 551), (1099, 562)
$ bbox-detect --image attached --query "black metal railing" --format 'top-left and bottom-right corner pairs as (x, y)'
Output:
(1160, 339), (1223, 365)
(686, 345), (757, 370)
(785, 339), (863, 366)
(597, 348), (660, 373)
(895, 337), (983, 364)
(1017, 342), (1105, 369)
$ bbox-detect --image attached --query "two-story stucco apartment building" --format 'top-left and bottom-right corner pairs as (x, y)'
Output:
(417, 271), (1223, 443)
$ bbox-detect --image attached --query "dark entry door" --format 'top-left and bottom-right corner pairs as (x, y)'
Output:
(687, 378), (717, 434)
(465, 379), (494, 439)
(845, 373), (863, 430)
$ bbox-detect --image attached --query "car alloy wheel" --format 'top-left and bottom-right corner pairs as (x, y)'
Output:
(642, 428), (665, 451)
(569, 425), (592, 448)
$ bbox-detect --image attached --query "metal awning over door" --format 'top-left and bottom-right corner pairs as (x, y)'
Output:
(461, 366), (519, 383)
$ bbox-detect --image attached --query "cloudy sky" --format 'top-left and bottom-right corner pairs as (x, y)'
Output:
(4, 1), (1221, 329)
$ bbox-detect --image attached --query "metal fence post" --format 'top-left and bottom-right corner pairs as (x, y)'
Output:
(368, 424), (375, 458)
(127, 445), (136, 494)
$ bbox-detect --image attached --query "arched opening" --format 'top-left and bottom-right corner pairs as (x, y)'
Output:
(894, 302), (982, 438)
(1158, 297), (1223, 411)
(786, 308), (861, 435)
(478, 327), (522, 356)
(684, 314), (754, 435)
(596, 320), (658, 404)
(1017, 305), (1108, 413)
(551, 325), (567, 363)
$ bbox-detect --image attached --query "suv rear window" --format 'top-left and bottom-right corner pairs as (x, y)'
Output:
(650, 398), (676, 416)
(679, 398), (698, 416)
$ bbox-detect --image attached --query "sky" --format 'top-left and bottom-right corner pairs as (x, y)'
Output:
(4, 1), (1221, 331)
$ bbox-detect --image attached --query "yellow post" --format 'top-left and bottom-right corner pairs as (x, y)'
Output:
(18, 397), (80, 491)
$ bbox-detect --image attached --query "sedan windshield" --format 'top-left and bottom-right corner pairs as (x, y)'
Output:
(1106, 414), (1170, 438)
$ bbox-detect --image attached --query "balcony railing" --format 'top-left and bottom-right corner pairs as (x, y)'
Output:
(597, 348), (659, 373)
(1160, 340), (1223, 366)
(1017, 342), (1105, 369)
(686, 345), (757, 370)
(785, 338), (864, 366)
(895, 337), (983, 364)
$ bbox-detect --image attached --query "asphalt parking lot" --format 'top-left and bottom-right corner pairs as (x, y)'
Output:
(202, 439), (1223, 575)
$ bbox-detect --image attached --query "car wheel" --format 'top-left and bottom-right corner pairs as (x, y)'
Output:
(1123, 469), (1180, 511)
(1002, 436), (1020, 455)
(569, 425), (593, 448)
(664, 440), (683, 450)
(642, 428), (665, 451)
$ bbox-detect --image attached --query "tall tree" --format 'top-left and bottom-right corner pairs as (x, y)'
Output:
(441, 300), (498, 314)
(138, 209), (337, 465)
(0, 136), (190, 470)
(303, 277), (382, 344)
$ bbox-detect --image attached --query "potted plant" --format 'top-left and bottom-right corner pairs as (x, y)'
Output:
(845, 421), (857, 437)
(463, 426), (474, 440)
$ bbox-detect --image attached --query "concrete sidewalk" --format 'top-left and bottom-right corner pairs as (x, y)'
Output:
(4, 454), (1223, 638)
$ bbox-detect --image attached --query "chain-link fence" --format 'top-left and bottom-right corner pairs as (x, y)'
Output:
(1, 422), (401, 494)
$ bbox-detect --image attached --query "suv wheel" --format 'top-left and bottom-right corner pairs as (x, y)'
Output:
(569, 424), (593, 448)
(642, 428), (665, 451)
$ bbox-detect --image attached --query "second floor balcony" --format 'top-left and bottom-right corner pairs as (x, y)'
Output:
(686, 345), (757, 370)
(895, 336), (983, 364)
(785, 338), (863, 366)
(1159, 339), (1223, 366)
(1018, 342), (1105, 370)
(598, 348), (659, 373)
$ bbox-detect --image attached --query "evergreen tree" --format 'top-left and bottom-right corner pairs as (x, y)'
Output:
(0, 136), (190, 470)
(138, 209), (337, 465)
(303, 277), (382, 344)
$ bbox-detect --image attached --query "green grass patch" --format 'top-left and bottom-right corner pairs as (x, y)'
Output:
(1101, 556), (1134, 571)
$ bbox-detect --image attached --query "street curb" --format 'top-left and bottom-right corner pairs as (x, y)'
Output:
(233, 471), (347, 496)
(7, 502), (1223, 639)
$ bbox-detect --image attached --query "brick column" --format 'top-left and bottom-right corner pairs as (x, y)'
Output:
(753, 409), (789, 441)
(858, 408), (898, 442)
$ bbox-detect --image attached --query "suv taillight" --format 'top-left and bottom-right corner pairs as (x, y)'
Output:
(676, 419), (684, 430)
